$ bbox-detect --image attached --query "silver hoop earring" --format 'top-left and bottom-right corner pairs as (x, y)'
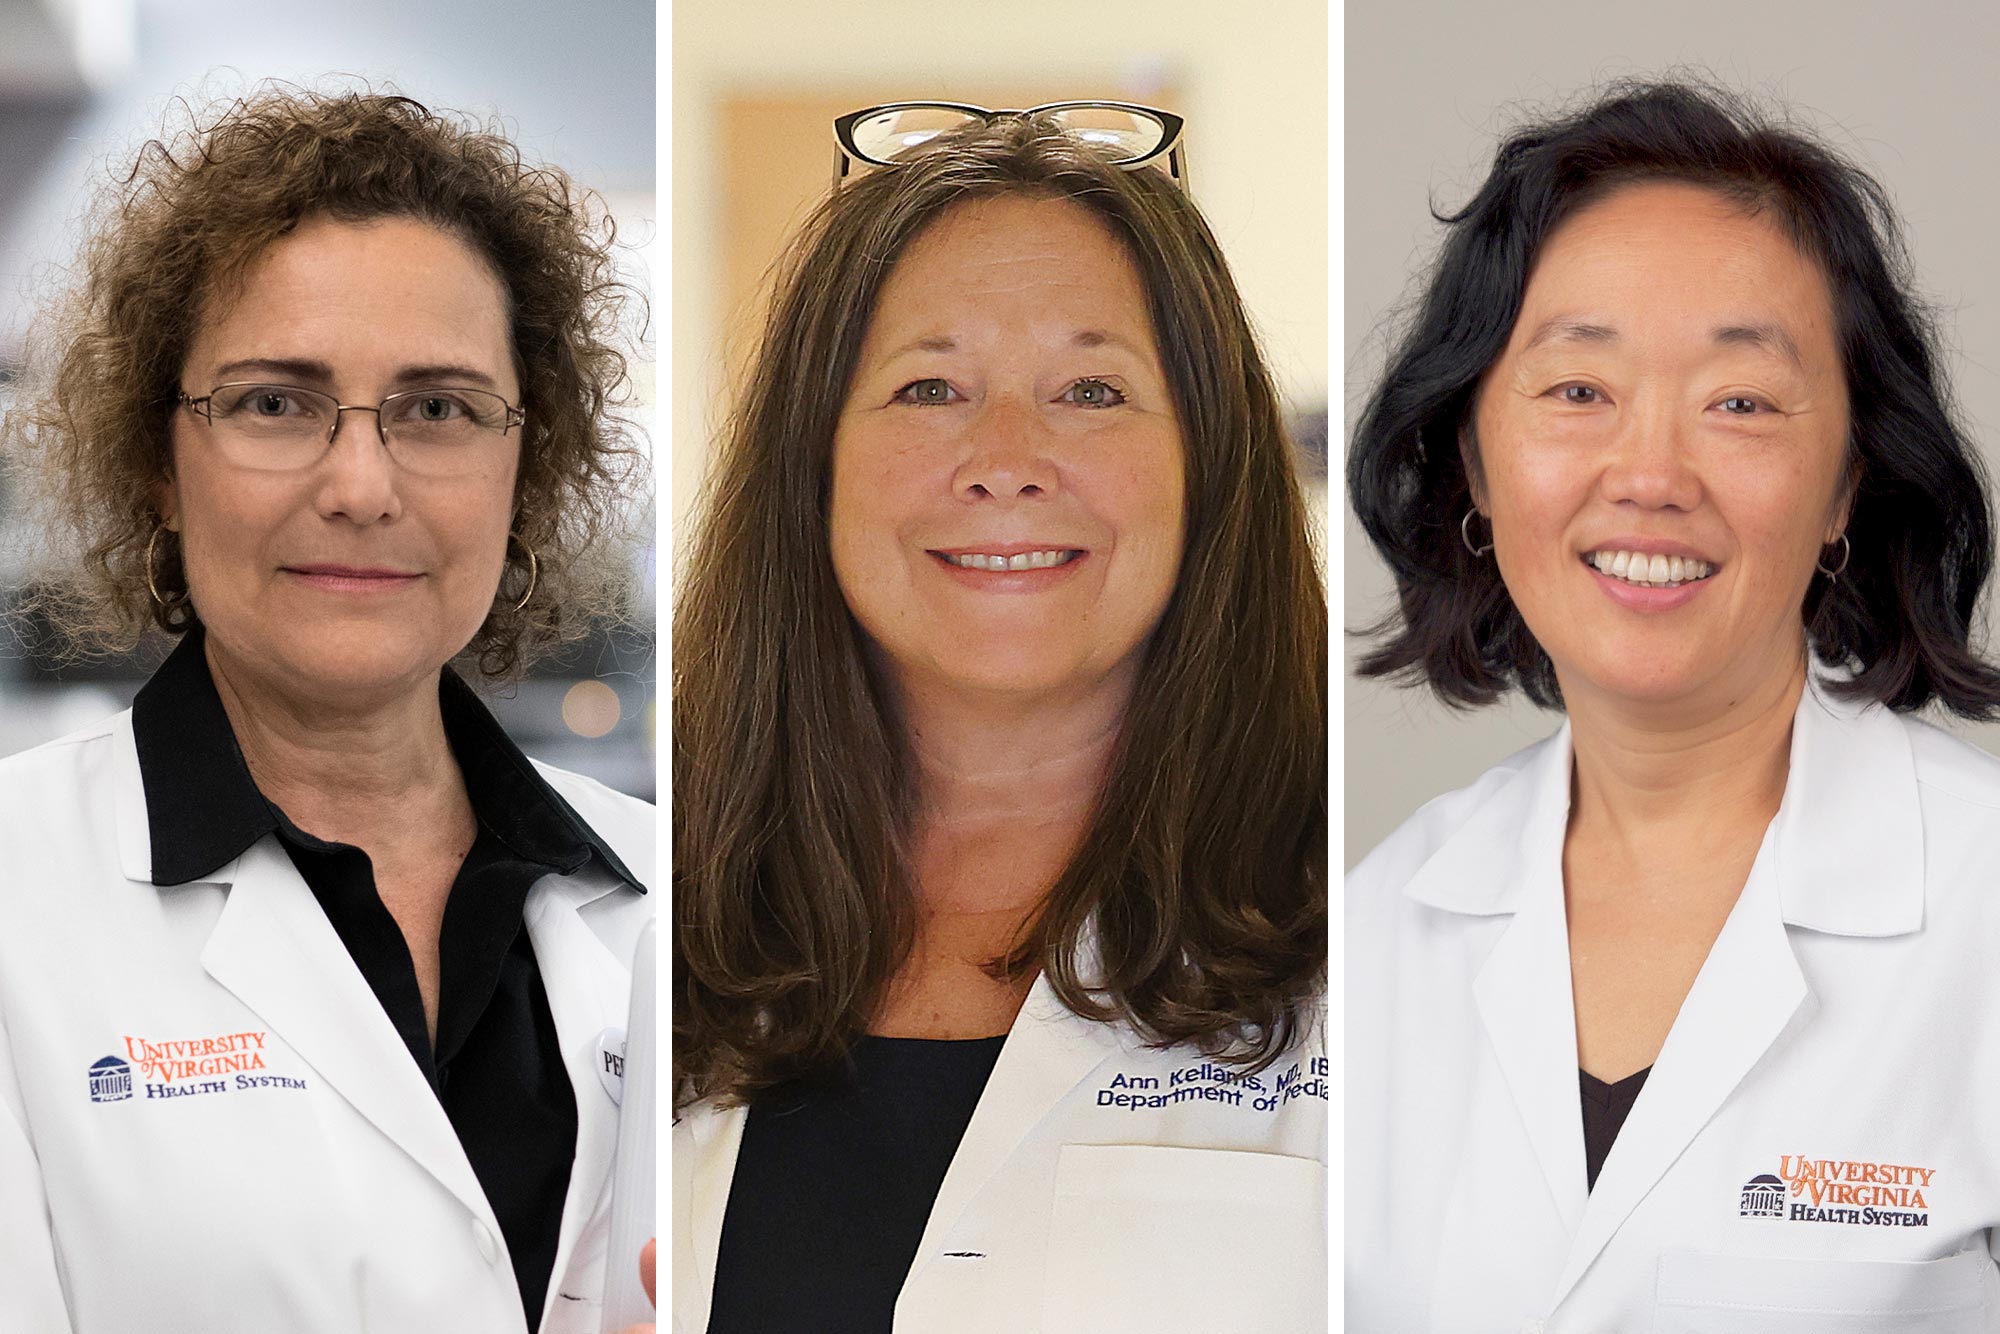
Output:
(1461, 508), (1492, 558)
(507, 533), (541, 612)
(1816, 533), (1850, 581)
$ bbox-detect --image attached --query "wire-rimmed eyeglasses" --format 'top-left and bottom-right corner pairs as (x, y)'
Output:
(177, 382), (525, 477)
(832, 101), (1188, 191)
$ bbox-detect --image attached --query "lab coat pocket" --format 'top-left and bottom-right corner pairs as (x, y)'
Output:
(1042, 1144), (1325, 1333)
(1655, 1247), (1994, 1333)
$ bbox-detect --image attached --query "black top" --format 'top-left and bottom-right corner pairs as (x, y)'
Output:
(1580, 1065), (1652, 1191)
(708, 1035), (1009, 1334)
(132, 628), (643, 1326)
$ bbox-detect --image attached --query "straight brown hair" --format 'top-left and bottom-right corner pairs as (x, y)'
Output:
(674, 115), (1325, 1107)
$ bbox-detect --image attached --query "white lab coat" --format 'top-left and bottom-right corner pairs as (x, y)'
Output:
(673, 972), (1328, 1333)
(0, 707), (654, 1334)
(1347, 680), (2000, 1332)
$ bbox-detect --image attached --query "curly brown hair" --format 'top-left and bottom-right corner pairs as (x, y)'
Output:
(3, 83), (646, 679)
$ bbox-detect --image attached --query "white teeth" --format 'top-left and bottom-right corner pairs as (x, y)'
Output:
(942, 549), (1078, 572)
(1585, 549), (1714, 588)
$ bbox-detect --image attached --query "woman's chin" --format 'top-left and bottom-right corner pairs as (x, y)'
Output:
(1558, 655), (1747, 713)
(207, 623), (467, 706)
(896, 646), (1143, 707)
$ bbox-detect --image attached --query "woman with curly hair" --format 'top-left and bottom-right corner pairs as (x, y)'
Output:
(0, 86), (653, 1332)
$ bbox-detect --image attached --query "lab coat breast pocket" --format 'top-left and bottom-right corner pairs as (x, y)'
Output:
(1041, 1143), (1324, 1332)
(1654, 1248), (1995, 1333)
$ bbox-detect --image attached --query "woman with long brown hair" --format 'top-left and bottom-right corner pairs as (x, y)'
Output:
(673, 106), (1327, 1331)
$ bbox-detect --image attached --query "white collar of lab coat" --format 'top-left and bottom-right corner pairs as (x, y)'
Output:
(1398, 677), (1925, 937)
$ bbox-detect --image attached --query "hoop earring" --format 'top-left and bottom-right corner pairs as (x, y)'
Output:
(1816, 533), (1850, 581)
(1461, 508), (1493, 558)
(145, 524), (189, 612)
(507, 533), (540, 612)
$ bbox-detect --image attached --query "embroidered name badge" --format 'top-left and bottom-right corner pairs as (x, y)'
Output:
(1093, 1055), (1328, 1114)
(1738, 1155), (1934, 1227)
(86, 1030), (309, 1104)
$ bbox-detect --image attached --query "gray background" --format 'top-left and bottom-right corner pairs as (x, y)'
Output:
(1343, 0), (2000, 866)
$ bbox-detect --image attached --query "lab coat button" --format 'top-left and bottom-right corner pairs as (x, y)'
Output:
(473, 1220), (499, 1264)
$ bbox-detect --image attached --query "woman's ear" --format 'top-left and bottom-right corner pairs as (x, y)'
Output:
(1458, 423), (1489, 513)
(1823, 451), (1862, 546)
(152, 478), (179, 533)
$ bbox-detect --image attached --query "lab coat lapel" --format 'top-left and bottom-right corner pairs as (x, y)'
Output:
(199, 835), (497, 1228)
(1462, 730), (1591, 1236)
(904, 971), (1123, 1281)
(673, 1099), (747, 1334)
(524, 874), (632, 1327)
(1551, 832), (1808, 1304)
(1547, 684), (1917, 1306)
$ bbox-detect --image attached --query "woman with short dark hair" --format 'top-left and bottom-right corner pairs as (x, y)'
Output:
(674, 106), (1326, 1331)
(1348, 80), (2000, 1329)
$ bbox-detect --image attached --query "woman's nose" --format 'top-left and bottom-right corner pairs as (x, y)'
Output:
(313, 408), (403, 523)
(1600, 407), (1702, 512)
(953, 399), (1058, 500)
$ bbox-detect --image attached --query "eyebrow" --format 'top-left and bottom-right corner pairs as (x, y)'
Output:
(881, 335), (960, 359)
(1519, 317), (1807, 369)
(207, 358), (503, 390)
(876, 329), (1147, 362)
(1070, 328), (1146, 357)
(1520, 318), (1619, 353)
(1711, 321), (1805, 369)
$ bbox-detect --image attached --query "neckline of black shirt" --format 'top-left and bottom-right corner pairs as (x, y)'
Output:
(1580, 1064), (1652, 1192)
(134, 626), (642, 893)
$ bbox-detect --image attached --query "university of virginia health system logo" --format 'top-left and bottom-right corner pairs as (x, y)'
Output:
(86, 1030), (307, 1104)
(86, 1056), (132, 1103)
(1740, 1155), (1934, 1227)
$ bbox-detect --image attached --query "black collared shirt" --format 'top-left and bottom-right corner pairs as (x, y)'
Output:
(133, 628), (642, 1327)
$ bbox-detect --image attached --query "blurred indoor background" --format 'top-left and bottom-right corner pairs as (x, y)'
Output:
(0, 0), (656, 798)
(670, 0), (1329, 587)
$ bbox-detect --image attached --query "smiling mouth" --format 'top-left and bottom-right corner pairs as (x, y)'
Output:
(933, 549), (1083, 572)
(1583, 549), (1717, 589)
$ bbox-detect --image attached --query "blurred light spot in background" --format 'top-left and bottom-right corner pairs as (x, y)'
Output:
(562, 680), (622, 738)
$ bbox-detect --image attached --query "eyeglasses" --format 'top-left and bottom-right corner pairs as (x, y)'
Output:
(176, 382), (525, 477)
(832, 101), (1188, 191)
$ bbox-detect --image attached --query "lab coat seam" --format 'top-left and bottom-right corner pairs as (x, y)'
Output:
(1912, 774), (2000, 814)
(0, 726), (114, 775)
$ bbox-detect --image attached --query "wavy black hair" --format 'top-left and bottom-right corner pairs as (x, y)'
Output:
(1349, 78), (2000, 716)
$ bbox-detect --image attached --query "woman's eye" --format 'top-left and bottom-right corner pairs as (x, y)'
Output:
(1063, 378), (1126, 408)
(1556, 384), (1601, 405)
(1718, 396), (1764, 415)
(893, 378), (959, 406)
